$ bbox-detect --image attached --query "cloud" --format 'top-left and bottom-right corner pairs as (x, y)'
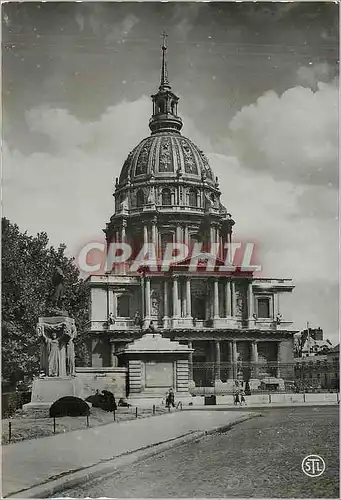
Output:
(105, 14), (139, 44)
(209, 154), (338, 283)
(171, 3), (202, 40)
(228, 80), (338, 187)
(2, 98), (152, 254)
(297, 62), (335, 89)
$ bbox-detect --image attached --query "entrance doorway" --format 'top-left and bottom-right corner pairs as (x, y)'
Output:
(193, 297), (206, 320)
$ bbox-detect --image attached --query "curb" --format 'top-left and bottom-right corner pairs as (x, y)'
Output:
(4, 413), (260, 499)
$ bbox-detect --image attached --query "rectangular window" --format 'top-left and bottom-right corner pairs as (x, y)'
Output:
(117, 295), (130, 317)
(257, 297), (270, 318)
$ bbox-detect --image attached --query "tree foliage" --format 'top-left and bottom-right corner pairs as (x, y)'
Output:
(2, 218), (90, 384)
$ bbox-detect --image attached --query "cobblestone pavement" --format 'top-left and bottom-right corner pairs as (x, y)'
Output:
(56, 407), (339, 498)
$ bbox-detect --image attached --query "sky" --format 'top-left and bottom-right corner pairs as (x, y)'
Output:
(2, 1), (339, 342)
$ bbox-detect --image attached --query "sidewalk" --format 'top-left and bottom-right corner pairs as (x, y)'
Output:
(2, 410), (258, 498)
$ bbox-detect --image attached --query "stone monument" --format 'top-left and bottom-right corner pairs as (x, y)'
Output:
(23, 267), (85, 416)
(117, 326), (194, 407)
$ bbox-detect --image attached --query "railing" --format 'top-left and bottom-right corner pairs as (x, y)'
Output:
(88, 317), (293, 332)
(2, 403), (182, 445)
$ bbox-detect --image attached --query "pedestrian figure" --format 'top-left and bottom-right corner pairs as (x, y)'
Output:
(134, 311), (142, 328)
(245, 381), (251, 396)
(240, 389), (246, 405)
(147, 321), (156, 333)
(166, 388), (175, 408)
(234, 389), (240, 406)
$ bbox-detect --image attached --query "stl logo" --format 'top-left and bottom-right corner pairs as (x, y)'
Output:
(302, 455), (326, 477)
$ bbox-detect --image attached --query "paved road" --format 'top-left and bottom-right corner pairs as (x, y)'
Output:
(56, 407), (339, 498)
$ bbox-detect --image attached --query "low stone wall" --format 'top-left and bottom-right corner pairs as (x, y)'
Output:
(76, 367), (127, 399)
(304, 392), (339, 403)
(203, 392), (339, 405)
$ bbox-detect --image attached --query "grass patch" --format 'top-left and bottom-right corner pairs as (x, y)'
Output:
(2, 406), (169, 445)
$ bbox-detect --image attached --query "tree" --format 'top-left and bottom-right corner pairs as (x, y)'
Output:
(1, 218), (90, 385)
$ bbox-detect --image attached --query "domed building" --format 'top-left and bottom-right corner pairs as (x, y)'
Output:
(84, 37), (296, 399)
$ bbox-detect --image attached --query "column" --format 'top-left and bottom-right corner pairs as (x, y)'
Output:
(121, 220), (127, 243)
(251, 341), (258, 378)
(184, 226), (189, 247)
(108, 288), (114, 316)
(228, 341), (233, 379)
(225, 279), (231, 317)
(210, 227), (216, 255)
(232, 340), (238, 379)
(231, 281), (235, 316)
(113, 293), (118, 318)
(163, 280), (169, 318)
(155, 224), (159, 255)
(151, 222), (157, 245)
(186, 277), (192, 317)
(188, 341), (194, 383)
(181, 281), (186, 317)
(145, 277), (151, 318)
(215, 340), (221, 383)
(213, 279), (219, 318)
(110, 342), (118, 367)
(219, 233), (223, 260)
(172, 277), (179, 317)
(277, 342), (281, 378)
(143, 225), (148, 245)
(176, 225), (182, 243)
(248, 281), (254, 318)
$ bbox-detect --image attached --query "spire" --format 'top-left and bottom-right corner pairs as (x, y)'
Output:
(160, 31), (171, 91)
(149, 32), (183, 135)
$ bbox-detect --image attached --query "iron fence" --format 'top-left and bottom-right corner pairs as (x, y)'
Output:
(190, 361), (339, 393)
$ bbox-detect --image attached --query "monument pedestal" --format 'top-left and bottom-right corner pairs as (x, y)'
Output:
(23, 377), (86, 417)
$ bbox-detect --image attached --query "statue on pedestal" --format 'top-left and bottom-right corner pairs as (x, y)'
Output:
(38, 321), (77, 378)
(45, 266), (69, 316)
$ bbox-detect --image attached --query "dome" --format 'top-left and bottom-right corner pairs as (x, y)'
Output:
(105, 35), (235, 248)
(118, 132), (215, 187)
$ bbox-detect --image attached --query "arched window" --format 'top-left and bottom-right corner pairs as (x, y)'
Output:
(157, 99), (166, 113)
(136, 190), (145, 208)
(188, 189), (198, 207)
(161, 233), (173, 254)
(161, 188), (172, 206)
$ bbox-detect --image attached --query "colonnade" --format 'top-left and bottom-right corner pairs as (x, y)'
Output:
(141, 277), (255, 321)
(114, 221), (231, 260)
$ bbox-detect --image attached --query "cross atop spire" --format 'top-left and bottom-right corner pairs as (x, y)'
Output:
(161, 30), (168, 49)
(160, 30), (171, 90)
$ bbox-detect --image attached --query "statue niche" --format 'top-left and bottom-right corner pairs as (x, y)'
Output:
(150, 289), (160, 317)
